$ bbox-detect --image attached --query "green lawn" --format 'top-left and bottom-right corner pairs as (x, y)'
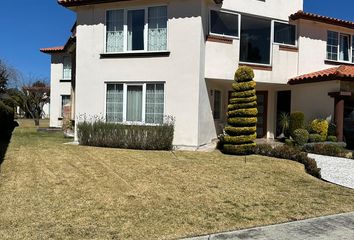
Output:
(1, 120), (354, 239)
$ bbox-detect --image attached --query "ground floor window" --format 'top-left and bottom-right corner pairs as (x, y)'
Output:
(106, 83), (165, 124)
(61, 95), (71, 117)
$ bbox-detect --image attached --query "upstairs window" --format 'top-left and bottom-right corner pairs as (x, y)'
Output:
(327, 31), (353, 63)
(273, 22), (296, 46)
(210, 10), (239, 38)
(240, 15), (271, 65)
(63, 56), (72, 80)
(106, 6), (167, 53)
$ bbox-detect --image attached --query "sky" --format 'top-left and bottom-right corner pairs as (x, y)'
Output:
(0, 0), (353, 81)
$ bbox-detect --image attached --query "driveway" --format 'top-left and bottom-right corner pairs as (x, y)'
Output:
(309, 153), (354, 189)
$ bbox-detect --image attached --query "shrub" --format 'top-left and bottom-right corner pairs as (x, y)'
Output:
(328, 123), (336, 136)
(284, 139), (294, 147)
(327, 136), (337, 142)
(254, 144), (321, 178)
(289, 112), (304, 137)
(309, 134), (322, 143)
(310, 119), (328, 141)
(77, 120), (175, 151)
(221, 66), (257, 155)
(303, 143), (350, 158)
(293, 129), (309, 146)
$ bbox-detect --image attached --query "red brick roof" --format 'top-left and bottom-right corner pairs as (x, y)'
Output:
(58, 0), (223, 7)
(288, 65), (354, 85)
(40, 46), (65, 53)
(290, 11), (354, 29)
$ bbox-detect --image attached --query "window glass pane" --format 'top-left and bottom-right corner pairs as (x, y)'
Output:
(145, 84), (165, 124)
(128, 9), (145, 51)
(213, 90), (221, 120)
(327, 31), (338, 61)
(240, 15), (271, 64)
(106, 10), (124, 52)
(148, 6), (167, 51)
(63, 56), (72, 79)
(210, 10), (239, 37)
(126, 85), (143, 121)
(61, 95), (71, 117)
(106, 84), (123, 122)
(274, 22), (296, 45)
(339, 34), (350, 61)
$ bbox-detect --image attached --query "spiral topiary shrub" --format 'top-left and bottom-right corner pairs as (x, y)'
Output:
(310, 119), (328, 141)
(289, 112), (304, 137)
(221, 66), (257, 155)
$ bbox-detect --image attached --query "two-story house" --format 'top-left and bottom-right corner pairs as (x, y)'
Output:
(42, 0), (354, 148)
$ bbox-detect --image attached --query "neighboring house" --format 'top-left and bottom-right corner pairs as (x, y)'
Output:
(41, 0), (354, 148)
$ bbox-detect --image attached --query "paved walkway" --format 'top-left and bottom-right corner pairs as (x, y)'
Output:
(185, 212), (354, 240)
(309, 153), (354, 189)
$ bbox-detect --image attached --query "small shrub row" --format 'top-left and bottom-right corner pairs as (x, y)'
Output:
(302, 143), (352, 159)
(77, 120), (174, 150)
(253, 144), (321, 178)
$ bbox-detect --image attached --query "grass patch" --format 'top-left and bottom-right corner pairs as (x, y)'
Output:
(0, 123), (354, 239)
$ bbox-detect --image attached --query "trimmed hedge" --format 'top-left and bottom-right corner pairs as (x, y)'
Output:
(302, 143), (351, 159)
(289, 112), (304, 137)
(310, 119), (328, 141)
(77, 121), (174, 150)
(221, 66), (257, 155)
(293, 129), (309, 146)
(327, 136), (337, 142)
(309, 134), (322, 143)
(254, 144), (321, 178)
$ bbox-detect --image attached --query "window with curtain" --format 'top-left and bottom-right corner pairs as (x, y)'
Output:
(106, 84), (124, 122)
(63, 56), (72, 80)
(61, 95), (71, 117)
(106, 6), (167, 52)
(146, 84), (164, 124)
(274, 22), (296, 46)
(240, 15), (271, 65)
(327, 31), (339, 61)
(148, 6), (167, 51)
(106, 10), (124, 52)
(339, 33), (350, 62)
(210, 10), (239, 38)
(106, 83), (165, 124)
(213, 90), (221, 120)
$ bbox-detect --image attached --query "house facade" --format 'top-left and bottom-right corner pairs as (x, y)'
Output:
(42, 0), (354, 148)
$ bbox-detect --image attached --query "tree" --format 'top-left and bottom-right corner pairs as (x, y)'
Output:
(221, 66), (258, 155)
(17, 80), (50, 126)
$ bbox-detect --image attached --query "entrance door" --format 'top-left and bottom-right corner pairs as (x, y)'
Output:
(256, 91), (268, 138)
(276, 91), (291, 137)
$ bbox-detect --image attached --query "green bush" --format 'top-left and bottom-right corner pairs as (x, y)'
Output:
(327, 136), (337, 142)
(289, 112), (305, 137)
(328, 123), (336, 136)
(77, 120), (175, 150)
(303, 143), (349, 158)
(0, 102), (17, 141)
(309, 134), (322, 143)
(234, 66), (255, 82)
(254, 144), (321, 178)
(310, 119), (328, 141)
(221, 66), (257, 155)
(293, 129), (309, 146)
(284, 139), (294, 147)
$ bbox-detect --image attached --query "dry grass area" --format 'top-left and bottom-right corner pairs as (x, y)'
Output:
(1, 121), (354, 239)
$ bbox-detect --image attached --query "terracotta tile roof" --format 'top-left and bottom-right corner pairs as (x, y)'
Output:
(290, 11), (354, 30)
(58, 0), (223, 7)
(40, 46), (65, 53)
(288, 65), (354, 85)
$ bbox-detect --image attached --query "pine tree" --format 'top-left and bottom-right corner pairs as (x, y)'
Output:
(222, 66), (258, 155)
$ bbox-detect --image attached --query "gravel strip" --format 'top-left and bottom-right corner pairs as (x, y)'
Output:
(308, 153), (354, 189)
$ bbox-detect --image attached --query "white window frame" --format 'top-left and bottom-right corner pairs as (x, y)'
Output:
(326, 30), (354, 64)
(272, 20), (297, 47)
(104, 82), (166, 125)
(62, 56), (72, 80)
(60, 95), (71, 117)
(104, 5), (168, 54)
(239, 14), (274, 67)
(208, 9), (241, 40)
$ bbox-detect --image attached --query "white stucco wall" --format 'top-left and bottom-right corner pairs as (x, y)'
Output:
(74, 0), (207, 147)
(50, 53), (72, 128)
(291, 81), (340, 122)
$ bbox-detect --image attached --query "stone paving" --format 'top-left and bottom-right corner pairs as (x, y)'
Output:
(184, 212), (354, 240)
